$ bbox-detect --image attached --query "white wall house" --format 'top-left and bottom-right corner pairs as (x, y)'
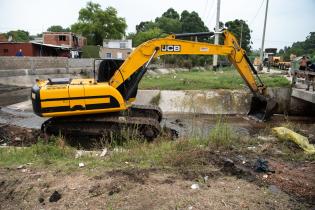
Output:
(100, 39), (133, 59)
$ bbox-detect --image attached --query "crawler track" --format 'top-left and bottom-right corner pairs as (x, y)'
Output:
(42, 105), (163, 140)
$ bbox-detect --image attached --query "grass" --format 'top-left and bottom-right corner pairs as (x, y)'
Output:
(139, 68), (290, 90)
(0, 118), (241, 170)
(1, 117), (314, 170)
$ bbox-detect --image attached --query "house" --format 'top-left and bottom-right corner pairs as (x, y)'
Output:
(43, 32), (87, 48)
(99, 39), (132, 59)
(0, 42), (73, 57)
(0, 32), (87, 57)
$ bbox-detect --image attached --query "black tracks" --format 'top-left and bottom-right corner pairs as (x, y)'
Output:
(42, 104), (163, 141)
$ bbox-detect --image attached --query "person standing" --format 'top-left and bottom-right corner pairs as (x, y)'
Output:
(299, 56), (308, 70)
(15, 49), (24, 57)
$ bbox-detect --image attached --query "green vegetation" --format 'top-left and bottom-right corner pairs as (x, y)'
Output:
(0, 118), (240, 170)
(71, 2), (127, 45)
(0, 117), (314, 171)
(279, 32), (315, 61)
(47, 25), (70, 32)
(140, 68), (290, 90)
(4, 30), (31, 42)
(149, 92), (161, 105)
(82, 45), (100, 58)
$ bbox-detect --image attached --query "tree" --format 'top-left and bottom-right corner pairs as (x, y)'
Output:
(155, 17), (182, 34)
(47, 25), (70, 32)
(136, 21), (157, 33)
(132, 28), (164, 47)
(7, 30), (30, 42)
(71, 2), (127, 45)
(224, 19), (252, 52)
(162, 8), (180, 20)
(180, 11), (209, 33)
(279, 32), (315, 61)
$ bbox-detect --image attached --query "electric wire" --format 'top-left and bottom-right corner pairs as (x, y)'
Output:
(249, 0), (265, 26)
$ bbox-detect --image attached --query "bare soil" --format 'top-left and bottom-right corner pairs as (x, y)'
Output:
(0, 166), (310, 210)
(0, 115), (314, 209)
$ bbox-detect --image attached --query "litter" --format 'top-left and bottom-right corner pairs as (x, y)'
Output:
(254, 158), (275, 173)
(272, 127), (315, 154)
(191, 183), (200, 189)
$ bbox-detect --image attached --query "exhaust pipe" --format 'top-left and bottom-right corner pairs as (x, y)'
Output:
(248, 95), (277, 121)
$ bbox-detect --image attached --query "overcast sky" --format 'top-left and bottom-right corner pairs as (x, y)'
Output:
(1, 0), (314, 50)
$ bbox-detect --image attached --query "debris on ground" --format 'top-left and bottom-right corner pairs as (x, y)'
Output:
(49, 191), (61, 202)
(254, 158), (275, 173)
(190, 183), (200, 189)
(100, 148), (108, 157)
(38, 197), (44, 203)
(79, 163), (85, 168)
(272, 127), (315, 154)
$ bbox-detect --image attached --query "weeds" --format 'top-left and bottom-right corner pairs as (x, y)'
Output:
(0, 136), (75, 166)
(150, 92), (161, 105)
(207, 117), (239, 149)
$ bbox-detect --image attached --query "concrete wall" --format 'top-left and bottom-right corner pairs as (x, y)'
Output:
(135, 88), (294, 115)
(0, 57), (100, 70)
(0, 57), (101, 87)
(0, 57), (68, 70)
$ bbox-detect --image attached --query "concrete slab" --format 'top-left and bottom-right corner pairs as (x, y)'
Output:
(292, 88), (315, 103)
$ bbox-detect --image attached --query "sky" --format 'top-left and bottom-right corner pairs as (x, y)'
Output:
(1, 0), (314, 50)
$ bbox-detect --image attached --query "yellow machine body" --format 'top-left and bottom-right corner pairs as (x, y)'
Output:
(32, 78), (127, 117)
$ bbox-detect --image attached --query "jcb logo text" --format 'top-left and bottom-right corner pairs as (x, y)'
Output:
(161, 45), (181, 52)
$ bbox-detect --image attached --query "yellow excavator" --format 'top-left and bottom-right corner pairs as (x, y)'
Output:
(31, 30), (277, 139)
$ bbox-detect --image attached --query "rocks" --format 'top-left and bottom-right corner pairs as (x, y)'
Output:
(49, 191), (61, 202)
(38, 197), (44, 203)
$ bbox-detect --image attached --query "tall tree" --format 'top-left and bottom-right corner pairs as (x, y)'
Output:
(224, 19), (251, 52)
(71, 2), (127, 45)
(155, 17), (182, 34)
(47, 25), (70, 32)
(132, 28), (164, 47)
(136, 21), (157, 33)
(180, 11), (209, 33)
(162, 8), (180, 20)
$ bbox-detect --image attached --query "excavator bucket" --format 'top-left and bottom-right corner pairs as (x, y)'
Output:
(248, 95), (277, 121)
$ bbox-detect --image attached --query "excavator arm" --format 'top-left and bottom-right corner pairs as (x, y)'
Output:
(108, 30), (276, 121)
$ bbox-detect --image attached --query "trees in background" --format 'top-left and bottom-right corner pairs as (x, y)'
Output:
(279, 32), (315, 61)
(71, 2), (127, 45)
(224, 19), (252, 52)
(131, 8), (209, 48)
(6, 30), (31, 42)
(47, 25), (70, 32)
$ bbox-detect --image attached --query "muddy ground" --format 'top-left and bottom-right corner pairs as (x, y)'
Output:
(0, 153), (313, 210)
(0, 85), (30, 107)
(0, 118), (315, 209)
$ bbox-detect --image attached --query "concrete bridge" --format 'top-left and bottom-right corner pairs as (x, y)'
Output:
(291, 70), (315, 104)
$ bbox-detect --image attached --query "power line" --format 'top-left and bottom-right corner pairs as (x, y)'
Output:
(202, 0), (209, 20)
(249, 0), (265, 25)
(205, 0), (216, 27)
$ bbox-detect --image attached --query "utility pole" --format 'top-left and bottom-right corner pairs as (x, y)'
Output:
(213, 0), (221, 69)
(259, 0), (269, 70)
(240, 22), (243, 48)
